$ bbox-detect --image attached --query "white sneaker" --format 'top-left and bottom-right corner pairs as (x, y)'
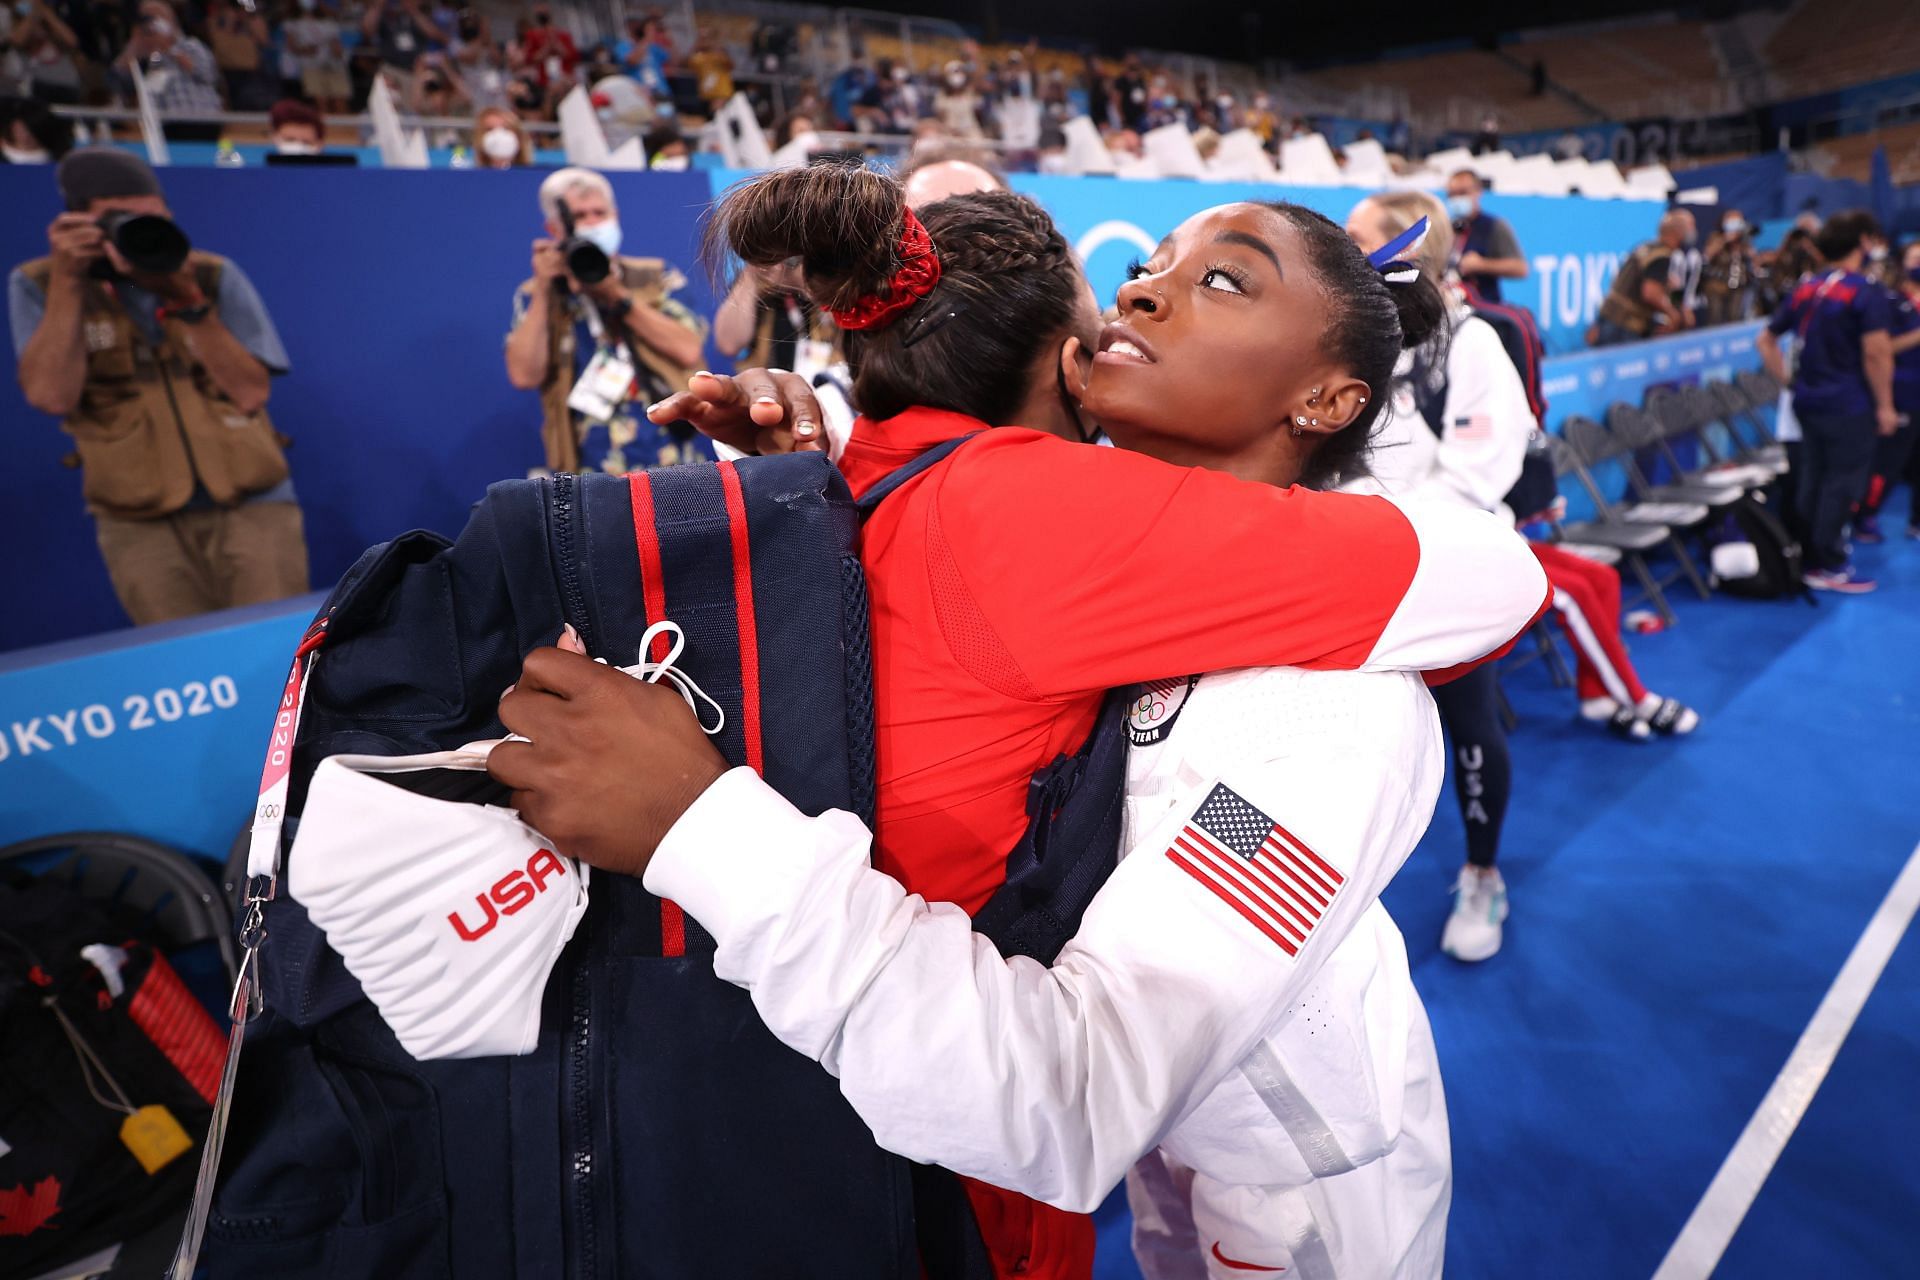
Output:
(1441, 865), (1508, 962)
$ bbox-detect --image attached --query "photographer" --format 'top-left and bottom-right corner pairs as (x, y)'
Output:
(503, 167), (708, 474)
(7, 150), (308, 625)
(1594, 209), (1697, 346)
(1703, 208), (1757, 325)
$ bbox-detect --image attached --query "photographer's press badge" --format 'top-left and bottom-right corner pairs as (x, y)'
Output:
(568, 346), (638, 423)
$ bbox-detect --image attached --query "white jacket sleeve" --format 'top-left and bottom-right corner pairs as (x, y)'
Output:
(1427, 316), (1534, 515)
(1361, 497), (1548, 673)
(643, 732), (1435, 1214)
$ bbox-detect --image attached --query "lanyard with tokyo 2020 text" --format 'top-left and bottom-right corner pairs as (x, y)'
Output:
(168, 611), (329, 1279)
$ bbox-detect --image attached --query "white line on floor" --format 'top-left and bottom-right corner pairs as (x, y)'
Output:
(1652, 838), (1920, 1280)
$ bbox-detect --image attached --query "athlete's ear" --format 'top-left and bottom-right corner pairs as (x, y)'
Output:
(1061, 335), (1091, 406)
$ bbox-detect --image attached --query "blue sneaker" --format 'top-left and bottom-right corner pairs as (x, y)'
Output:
(1803, 565), (1878, 593)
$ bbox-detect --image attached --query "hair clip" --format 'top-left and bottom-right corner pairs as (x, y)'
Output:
(1367, 215), (1430, 287)
(900, 295), (969, 348)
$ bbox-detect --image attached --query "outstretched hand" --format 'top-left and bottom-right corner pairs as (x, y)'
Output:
(487, 646), (729, 879)
(647, 368), (827, 456)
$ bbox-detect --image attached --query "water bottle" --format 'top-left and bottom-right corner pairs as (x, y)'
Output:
(449, 145), (474, 169)
(215, 139), (246, 167)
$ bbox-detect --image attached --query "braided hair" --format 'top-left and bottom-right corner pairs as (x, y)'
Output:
(705, 162), (1082, 425)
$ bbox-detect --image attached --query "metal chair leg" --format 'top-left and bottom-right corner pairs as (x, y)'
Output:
(1627, 552), (1676, 626)
(1667, 531), (1714, 601)
(1535, 621), (1573, 688)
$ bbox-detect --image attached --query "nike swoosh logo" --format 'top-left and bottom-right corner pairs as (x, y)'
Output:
(1212, 1240), (1286, 1272)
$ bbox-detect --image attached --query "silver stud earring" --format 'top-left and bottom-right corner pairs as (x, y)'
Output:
(1294, 415), (1308, 426)
(1358, 396), (1368, 405)
(1310, 418), (1320, 426)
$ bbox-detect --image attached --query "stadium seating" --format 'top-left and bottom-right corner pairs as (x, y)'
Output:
(1503, 22), (1731, 122)
(1810, 117), (1920, 184)
(1765, 0), (1920, 100)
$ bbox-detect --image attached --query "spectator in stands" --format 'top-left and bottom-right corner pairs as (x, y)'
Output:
(772, 108), (821, 159)
(9, 149), (309, 624)
(1702, 208), (1757, 325)
(1757, 210), (1898, 593)
(112, 1), (220, 117)
(407, 49), (469, 139)
(1244, 90), (1277, 144)
(505, 69), (548, 122)
(473, 103), (531, 167)
(643, 124), (689, 169)
(933, 60), (984, 139)
(362, 0), (446, 95)
(282, 0), (349, 114)
(1444, 170), (1528, 304)
(683, 25), (732, 114)
(267, 97), (325, 154)
(207, 0), (271, 108)
(1472, 112), (1500, 155)
(450, 8), (507, 110)
(1593, 209), (1697, 346)
(503, 167), (709, 475)
(518, 2), (576, 98)
(827, 57), (872, 130)
(2, 98), (74, 162)
(1856, 239), (1920, 543)
(614, 13), (669, 100)
(8, 0), (83, 104)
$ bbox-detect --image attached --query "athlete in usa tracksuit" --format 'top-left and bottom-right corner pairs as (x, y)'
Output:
(642, 651), (1455, 1278)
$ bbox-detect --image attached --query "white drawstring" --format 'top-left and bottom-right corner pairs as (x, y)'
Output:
(604, 620), (727, 736)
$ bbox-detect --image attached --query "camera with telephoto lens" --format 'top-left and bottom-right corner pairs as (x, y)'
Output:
(95, 210), (191, 275)
(555, 205), (611, 286)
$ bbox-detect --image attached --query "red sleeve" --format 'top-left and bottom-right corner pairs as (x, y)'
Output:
(926, 434), (1420, 701)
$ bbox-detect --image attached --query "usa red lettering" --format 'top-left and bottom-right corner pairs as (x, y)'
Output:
(448, 850), (569, 942)
(493, 870), (535, 916)
(526, 849), (565, 893)
(448, 894), (500, 941)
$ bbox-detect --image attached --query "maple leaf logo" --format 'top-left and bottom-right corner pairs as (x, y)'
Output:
(0, 1177), (62, 1237)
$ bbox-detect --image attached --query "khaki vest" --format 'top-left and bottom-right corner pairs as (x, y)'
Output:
(23, 252), (290, 521)
(1598, 239), (1671, 338)
(528, 257), (702, 474)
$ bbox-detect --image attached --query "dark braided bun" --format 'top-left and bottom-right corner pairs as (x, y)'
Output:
(704, 162), (908, 315)
(704, 160), (1083, 425)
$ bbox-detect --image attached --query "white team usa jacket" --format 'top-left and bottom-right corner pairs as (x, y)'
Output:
(645, 662), (1452, 1277)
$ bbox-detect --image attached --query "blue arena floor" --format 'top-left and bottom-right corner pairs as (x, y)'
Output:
(1094, 494), (1920, 1279)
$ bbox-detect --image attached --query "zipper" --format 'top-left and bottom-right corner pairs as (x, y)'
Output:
(563, 956), (596, 1279)
(549, 471), (595, 652)
(549, 469), (598, 1279)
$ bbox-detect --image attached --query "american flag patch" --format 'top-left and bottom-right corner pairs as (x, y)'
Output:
(1165, 784), (1344, 955)
(1452, 413), (1494, 440)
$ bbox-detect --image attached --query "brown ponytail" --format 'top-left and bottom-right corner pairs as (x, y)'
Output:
(704, 161), (1084, 426)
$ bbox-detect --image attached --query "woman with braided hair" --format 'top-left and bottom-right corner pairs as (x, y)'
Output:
(491, 165), (1546, 1279)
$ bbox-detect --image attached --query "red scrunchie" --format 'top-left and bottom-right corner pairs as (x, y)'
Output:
(829, 207), (943, 331)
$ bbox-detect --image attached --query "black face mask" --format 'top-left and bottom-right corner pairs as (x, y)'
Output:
(532, 12), (548, 26)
